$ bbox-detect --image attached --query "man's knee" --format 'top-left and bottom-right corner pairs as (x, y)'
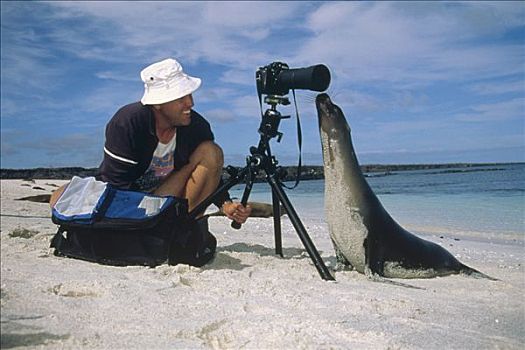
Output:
(191, 141), (224, 169)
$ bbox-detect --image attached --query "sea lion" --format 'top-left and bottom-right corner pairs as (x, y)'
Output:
(316, 93), (493, 279)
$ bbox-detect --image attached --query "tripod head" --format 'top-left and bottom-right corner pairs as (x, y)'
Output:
(264, 95), (290, 107)
(258, 95), (291, 142)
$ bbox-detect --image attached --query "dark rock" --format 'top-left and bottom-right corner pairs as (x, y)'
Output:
(1, 163), (521, 181)
(16, 194), (52, 203)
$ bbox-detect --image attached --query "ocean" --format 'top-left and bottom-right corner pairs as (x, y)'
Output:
(228, 163), (525, 241)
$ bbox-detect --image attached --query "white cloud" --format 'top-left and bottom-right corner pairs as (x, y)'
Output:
(469, 80), (525, 96)
(195, 87), (240, 104)
(95, 71), (137, 82)
(203, 109), (237, 123)
(47, 1), (304, 68)
(75, 84), (141, 116)
(231, 94), (265, 119)
(454, 98), (525, 122)
(298, 2), (525, 84)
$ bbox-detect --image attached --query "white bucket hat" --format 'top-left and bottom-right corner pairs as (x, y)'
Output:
(140, 58), (201, 105)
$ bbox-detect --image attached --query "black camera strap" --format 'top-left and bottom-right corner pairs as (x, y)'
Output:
(257, 87), (264, 119)
(282, 89), (302, 190)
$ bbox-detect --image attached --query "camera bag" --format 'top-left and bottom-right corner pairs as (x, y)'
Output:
(50, 176), (190, 267)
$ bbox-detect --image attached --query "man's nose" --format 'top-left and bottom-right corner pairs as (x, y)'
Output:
(184, 94), (194, 108)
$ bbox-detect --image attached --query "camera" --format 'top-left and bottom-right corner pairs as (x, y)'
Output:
(256, 62), (331, 96)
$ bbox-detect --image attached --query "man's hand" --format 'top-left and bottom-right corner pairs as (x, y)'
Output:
(222, 201), (252, 224)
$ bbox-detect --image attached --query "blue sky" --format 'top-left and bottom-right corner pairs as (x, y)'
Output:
(1, 1), (524, 169)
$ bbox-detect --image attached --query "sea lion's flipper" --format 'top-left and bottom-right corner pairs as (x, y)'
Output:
(333, 241), (354, 271)
(364, 267), (425, 290)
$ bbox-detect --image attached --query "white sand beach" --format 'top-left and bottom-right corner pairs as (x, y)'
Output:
(1, 179), (524, 349)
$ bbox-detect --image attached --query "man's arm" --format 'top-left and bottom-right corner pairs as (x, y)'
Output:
(97, 117), (143, 189)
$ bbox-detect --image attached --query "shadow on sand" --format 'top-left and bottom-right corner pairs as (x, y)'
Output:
(204, 242), (334, 272)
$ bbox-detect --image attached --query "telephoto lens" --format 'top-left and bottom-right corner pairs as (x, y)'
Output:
(256, 62), (331, 96)
(277, 64), (330, 93)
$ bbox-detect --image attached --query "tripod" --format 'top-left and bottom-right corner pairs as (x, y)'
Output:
(188, 96), (335, 281)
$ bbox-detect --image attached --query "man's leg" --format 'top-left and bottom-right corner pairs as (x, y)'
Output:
(160, 141), (223, 266)
(154, 141), (224, 213)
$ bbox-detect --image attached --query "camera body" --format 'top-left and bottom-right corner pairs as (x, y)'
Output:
(256, 62), (331, 96)
(256, 62), (291, 96)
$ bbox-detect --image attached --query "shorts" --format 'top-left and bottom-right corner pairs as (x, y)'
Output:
(132, 170), (164, 193)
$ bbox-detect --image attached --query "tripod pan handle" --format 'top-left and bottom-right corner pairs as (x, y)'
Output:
(231, 221), (242, 229)
(231, 193), (251, 230)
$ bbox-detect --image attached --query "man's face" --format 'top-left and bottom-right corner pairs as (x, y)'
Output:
(157, 94), (194, 127)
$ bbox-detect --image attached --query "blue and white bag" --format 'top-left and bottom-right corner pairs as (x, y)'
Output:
(50, 176), (189, 267)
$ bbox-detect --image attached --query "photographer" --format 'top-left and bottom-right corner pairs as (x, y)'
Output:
(50, 58), (251, 266)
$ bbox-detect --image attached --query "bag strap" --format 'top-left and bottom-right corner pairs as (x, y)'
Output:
(93, 186), (116, 221)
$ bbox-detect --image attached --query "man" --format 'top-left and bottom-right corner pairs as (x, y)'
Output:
(50, 58), (251, 265)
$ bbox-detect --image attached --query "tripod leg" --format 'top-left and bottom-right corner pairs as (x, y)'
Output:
(271, 188), (283, 257)
(266, 175), (335, 281)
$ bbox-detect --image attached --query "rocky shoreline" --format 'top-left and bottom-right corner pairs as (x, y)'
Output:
(0, 162), (518, 182)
